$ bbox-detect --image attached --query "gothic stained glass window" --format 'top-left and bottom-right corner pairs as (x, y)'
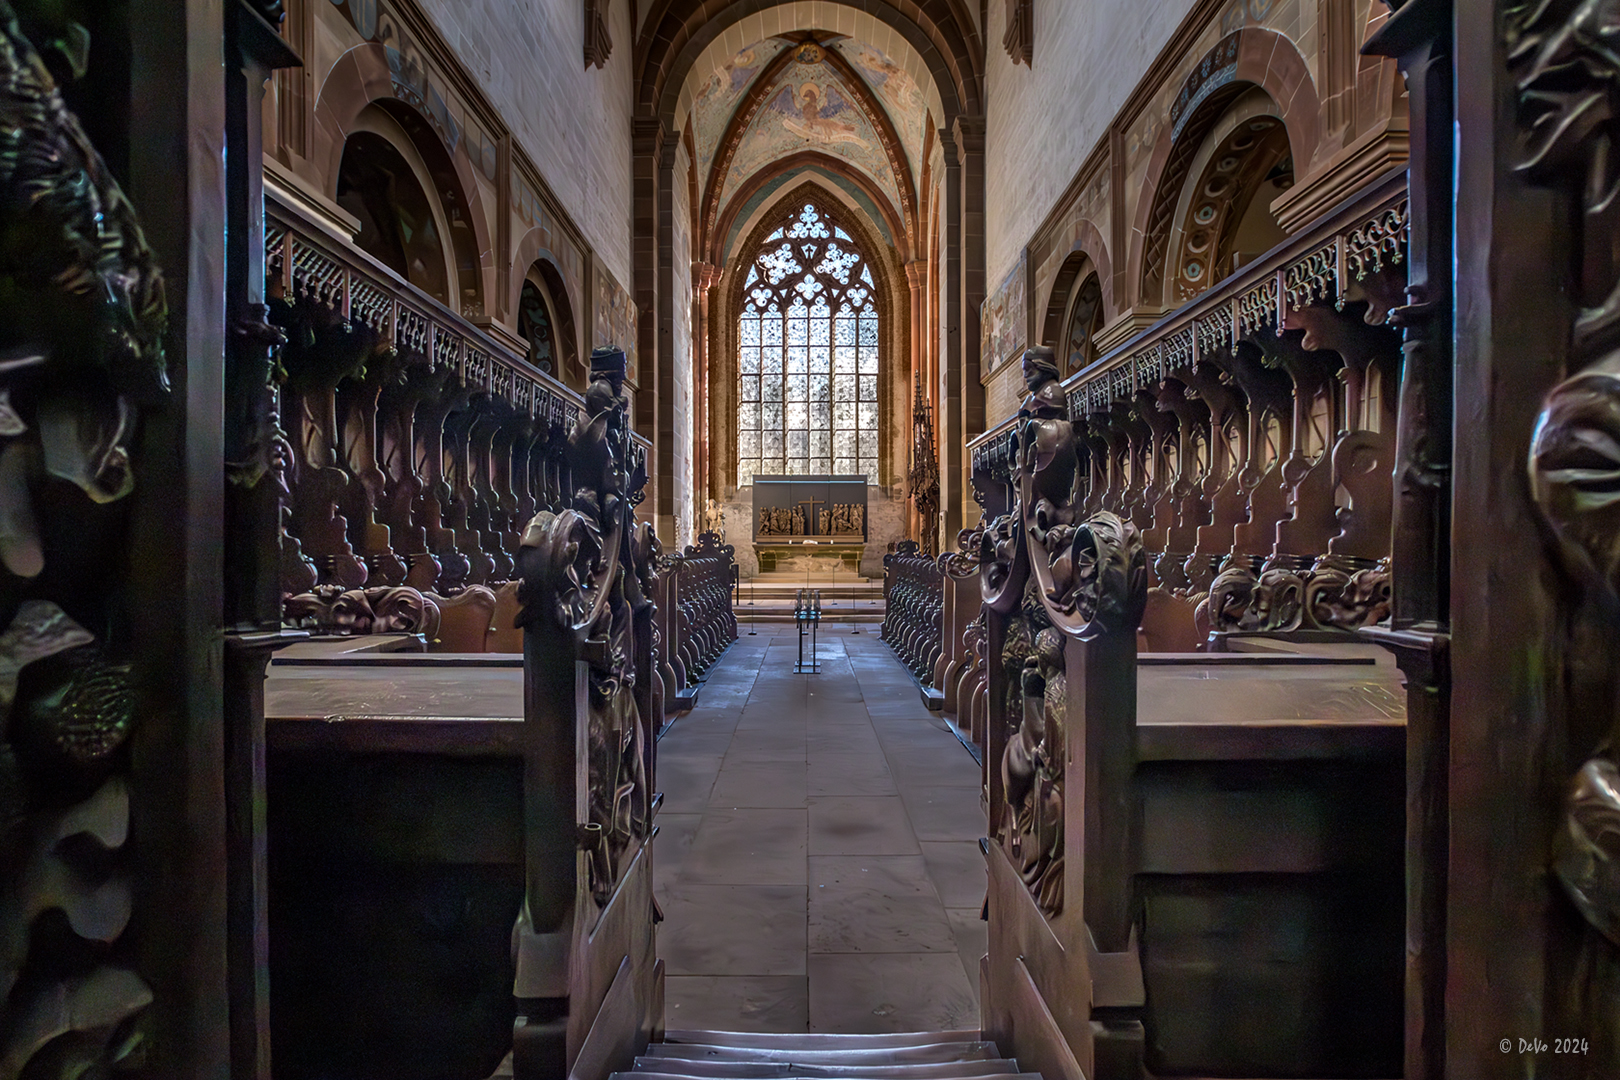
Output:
(737, 203), (880, 485)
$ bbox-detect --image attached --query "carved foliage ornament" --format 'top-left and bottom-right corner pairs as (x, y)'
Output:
(1509, 0), (1620, 349)
(1514, 0), (1620, 947)
(1013, 347), (1147, 639)
(515, 346), (649, 907)
(1530, 353), (1620, 944)
(0, 2), (169, 1074)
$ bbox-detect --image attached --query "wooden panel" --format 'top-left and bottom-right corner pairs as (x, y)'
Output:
(568, 957), (641, 1080)
(568, 842), (660, 1075)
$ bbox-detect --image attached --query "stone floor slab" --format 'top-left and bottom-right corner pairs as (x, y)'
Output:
(807, 953), (979, 1033)
(903, 786), (988, 842)
(808, 856), (958, 955)
(808, 796), (920, 856)
(681, 809), (809, 885)
(665, 976), (809, 1033)
(660, 884), (808, 976)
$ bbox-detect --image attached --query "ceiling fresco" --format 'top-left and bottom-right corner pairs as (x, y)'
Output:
(714, 51), (903, 235)
(830, 40), (928, 179)
(691, 37), (793, 178)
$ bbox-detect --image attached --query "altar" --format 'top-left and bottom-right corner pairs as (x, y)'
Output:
(751, 474), (867, 575)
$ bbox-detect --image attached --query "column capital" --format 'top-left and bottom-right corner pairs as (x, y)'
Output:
(694, 261), (721, 292)
(904, 259), (926, 290)
(631, 114), (671, 163)
(952, 114), (986, 158)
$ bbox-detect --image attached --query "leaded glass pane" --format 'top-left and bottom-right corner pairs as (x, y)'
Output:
(735, 202), (881, 484)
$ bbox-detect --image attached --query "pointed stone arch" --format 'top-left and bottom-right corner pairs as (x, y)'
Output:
(699, 39), (920, 263)
(636, 0), (982, 129)
(708, 180), (911, 496)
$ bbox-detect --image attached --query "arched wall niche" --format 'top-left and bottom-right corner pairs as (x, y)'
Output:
(337, 107), (456, 305)
(509, 232), (583, 375)
(1163, 86), (1292, 303)
(313, 42), (493, 318)
(1127, 27), (1320, 313)
(1038, 221), (1117, 356)
(708, 180), (911, 499)
(515, 256), (583, 390)
(1040, 253), (1105, 379)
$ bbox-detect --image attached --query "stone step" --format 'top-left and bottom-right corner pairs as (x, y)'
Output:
(641, 1043), (1001, 1067)
(620, 1072), (1035, 1080)
(662, 1031), (982, 1050)
(628, 1058), (1017, 1077)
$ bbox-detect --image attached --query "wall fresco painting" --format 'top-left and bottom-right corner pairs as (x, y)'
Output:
(693, 38), (793, 179)
(981, 252), (1028, 373)
(596, 266), (639, 380)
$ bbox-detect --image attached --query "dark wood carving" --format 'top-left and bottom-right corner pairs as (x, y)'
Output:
(0, 3), (170, 1073)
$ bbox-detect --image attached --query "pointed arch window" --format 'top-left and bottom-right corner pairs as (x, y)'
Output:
(737, 203), (880, 485)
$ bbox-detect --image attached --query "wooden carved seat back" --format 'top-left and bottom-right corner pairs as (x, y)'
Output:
(486, 580), (522, 652)
(1139, 586), (1205, 652)
(423, 585), (497, 652)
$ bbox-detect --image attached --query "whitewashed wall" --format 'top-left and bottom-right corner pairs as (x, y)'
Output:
(416, 0), (636, 288)
(982, 0), (1200, 291)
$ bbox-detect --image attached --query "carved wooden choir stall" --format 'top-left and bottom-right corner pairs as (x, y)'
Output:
(881, 110), (1420, 1080)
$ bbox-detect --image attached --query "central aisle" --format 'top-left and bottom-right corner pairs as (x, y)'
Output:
(653, 626), (986, 1033)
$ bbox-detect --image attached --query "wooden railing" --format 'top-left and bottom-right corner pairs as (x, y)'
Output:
(265, 196), (654, 651)
(947, 169), (1415, 1080)
(658, 531), (739, 712)
(880, 541), (943, 685)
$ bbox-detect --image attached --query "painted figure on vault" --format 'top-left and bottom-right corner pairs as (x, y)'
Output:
(770, 82), (868, 147)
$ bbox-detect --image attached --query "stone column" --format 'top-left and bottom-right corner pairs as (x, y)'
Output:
(631, 115), (667, 532)
(694, 261), (720, 510)
(953, 115), (987, 538)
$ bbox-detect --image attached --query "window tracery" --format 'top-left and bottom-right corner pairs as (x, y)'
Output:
(737, 203), (880, 484)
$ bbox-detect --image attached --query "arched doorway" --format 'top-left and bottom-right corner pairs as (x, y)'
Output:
(734, 200), (883, 484)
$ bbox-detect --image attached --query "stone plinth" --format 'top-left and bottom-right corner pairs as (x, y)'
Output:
(755, 540), (864, 575)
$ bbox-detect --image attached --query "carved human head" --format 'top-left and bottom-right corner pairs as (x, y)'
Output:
(1021, 346), (1059, 392)
(1530, 351), (1620, 609)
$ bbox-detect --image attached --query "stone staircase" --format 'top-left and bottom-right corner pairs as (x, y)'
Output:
(621, 1031), (1034, 1080)
(734, 575), (885, 624)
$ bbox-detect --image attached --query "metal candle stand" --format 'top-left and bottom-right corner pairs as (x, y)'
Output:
(794, 588), (822, 674)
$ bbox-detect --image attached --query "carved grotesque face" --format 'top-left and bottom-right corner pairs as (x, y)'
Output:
(1530, 352), (1620, 608)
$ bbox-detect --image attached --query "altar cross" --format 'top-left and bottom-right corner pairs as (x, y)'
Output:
(797, 498), (825, 534)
